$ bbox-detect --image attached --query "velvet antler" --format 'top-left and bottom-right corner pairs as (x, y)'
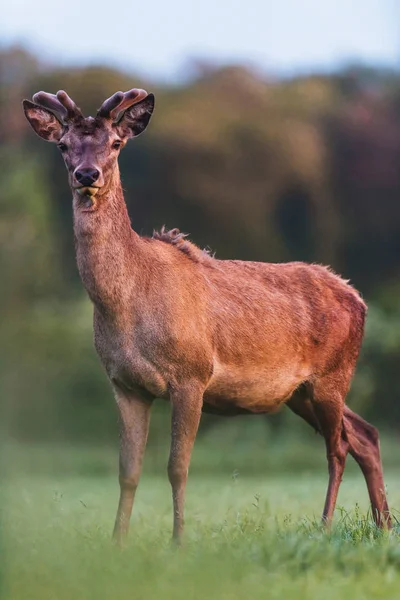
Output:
(97, 89), (148, 122)
(32, 90), (83, 123)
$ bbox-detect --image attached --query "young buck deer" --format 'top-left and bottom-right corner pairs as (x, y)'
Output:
(23, 88), (391, 544)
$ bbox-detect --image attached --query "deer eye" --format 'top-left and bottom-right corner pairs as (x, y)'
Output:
(112, 140), (123, 150)
(58, 143), (68, 152)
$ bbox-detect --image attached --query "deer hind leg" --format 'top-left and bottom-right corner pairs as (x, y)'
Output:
(289, 377), (349, 525)
(343, 406), (391, 528)
(112, 388), (152, 546)
(288, 388), (391, 529)
(287, 385), (320, 433)
(310, 377), (350, 525)
(168, 383), (204, 544)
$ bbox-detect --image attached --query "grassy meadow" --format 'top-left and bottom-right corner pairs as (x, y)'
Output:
(1, 434), (399, 600)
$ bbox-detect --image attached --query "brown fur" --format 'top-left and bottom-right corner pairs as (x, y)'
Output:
(153, 226), (214, 263)
(23, 89), (392, 545)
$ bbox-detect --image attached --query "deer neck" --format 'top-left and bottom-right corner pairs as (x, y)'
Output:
(73, 170), (141, 314)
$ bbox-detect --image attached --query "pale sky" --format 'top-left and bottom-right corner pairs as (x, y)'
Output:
(1, 0), (399, 80)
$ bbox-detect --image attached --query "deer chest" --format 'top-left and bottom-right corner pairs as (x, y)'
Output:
(93, 317), (169, 399)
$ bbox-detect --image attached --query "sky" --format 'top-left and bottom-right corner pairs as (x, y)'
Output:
(1, 0), (399, 81)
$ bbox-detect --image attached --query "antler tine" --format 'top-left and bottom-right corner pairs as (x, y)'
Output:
(110, 89), (148, 121)
(97, 92), (125, 118)
(97, 89), (148, 121)
(56, 90), (83, 120)
(32, 90), (82, 122)
(32, 91), (69, 123)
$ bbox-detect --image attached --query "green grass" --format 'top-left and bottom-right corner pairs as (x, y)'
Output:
(1, 469), (399, 600)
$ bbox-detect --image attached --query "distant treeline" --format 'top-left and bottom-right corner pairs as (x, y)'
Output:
(1, 47), (400, 441)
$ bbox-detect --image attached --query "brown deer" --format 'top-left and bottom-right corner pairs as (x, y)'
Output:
(23, 88), (391, 545)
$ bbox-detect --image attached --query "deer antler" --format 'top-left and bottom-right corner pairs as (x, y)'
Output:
(97, 89), (148, 122)
(32, 90), (83, 123)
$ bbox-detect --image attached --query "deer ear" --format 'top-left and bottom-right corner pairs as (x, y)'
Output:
(23, 100), (64, 142)
(116, 94), (155, 139)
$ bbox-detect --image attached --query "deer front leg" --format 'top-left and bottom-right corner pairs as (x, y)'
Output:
(112, 388), (152, 546)
(168, 384), (203, 544)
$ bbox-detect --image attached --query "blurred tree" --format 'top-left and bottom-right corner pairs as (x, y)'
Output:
(0, 147), (61, 313)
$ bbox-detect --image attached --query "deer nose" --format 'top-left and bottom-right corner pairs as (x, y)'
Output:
(74, 167), (100, 186)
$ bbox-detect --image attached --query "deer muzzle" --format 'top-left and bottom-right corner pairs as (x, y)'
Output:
(73, 166), (103, 196)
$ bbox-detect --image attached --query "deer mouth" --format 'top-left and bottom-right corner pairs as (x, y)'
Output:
(75, 186), (101, 197)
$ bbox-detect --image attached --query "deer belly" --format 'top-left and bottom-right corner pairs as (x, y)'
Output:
(204, 362), (307, 414)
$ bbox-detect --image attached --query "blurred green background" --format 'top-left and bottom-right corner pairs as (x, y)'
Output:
(1, 44), (400, 475)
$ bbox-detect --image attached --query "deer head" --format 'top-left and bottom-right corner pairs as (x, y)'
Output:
(23, 89), (154, 202)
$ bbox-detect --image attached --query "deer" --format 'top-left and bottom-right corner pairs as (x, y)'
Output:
(23, 88), (392, 545)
